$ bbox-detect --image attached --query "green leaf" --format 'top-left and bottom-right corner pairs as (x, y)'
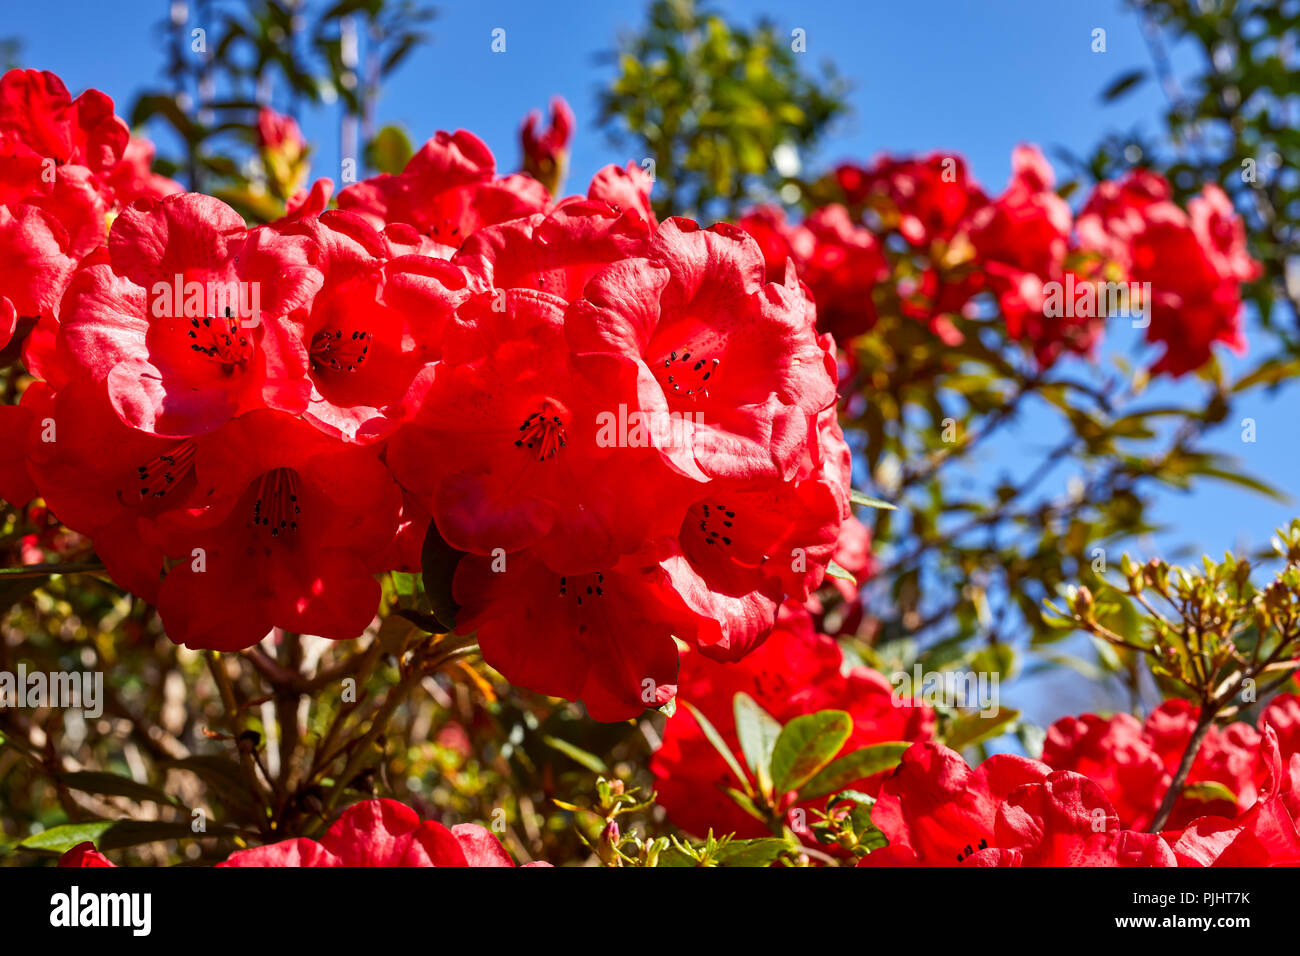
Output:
(129, 94), (199, 143)
(850, 489), (896, 510)
(1100, 69), (1148, 102)
(797, 741), (910, 801)
(825, 560), (856, 584)
(720, 786), (768, 823)
(160, 755), (258, 813)
(381, 36), (421, 76)
(826, 789), (883, 845)
(420, 521), (465, 631)
(18, 820), (114, 854)
(1181, 780), (1237, 804)
(827, 788), (875, 809)
(1232, 357), (1300, 393)
(970, 643), (1017, 681)
(391, 571), (419, 597)
(58, 771), (177, 807)
(539, 735), (608, 774)
(365, 124), (413, 175)
(654, 845), (700, 867)
(711, 836), (790, 867)
(770, 710), (852, 796)
(733, 692), (781, 796)
(944, 708), (1020, 751)
(376, 613), (420, 656)
(0, 561), (105, 577)
(1195, 465), (1288, 503)
(97, 819), (234, 851)
(684, 703), (749, 792)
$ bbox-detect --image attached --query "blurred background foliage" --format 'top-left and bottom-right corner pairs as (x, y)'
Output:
(1072, 0), (1299, 350)
(135, 0), (432, 215)
(1, 0), (1298, 865)
(598, 0), (848, 220)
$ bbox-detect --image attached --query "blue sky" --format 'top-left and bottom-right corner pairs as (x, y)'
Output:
(10, 1), (1297, 723)
(11, 1), (1175, 200)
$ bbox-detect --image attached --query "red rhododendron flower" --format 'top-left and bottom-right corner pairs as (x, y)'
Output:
(1075, 168), (1170, 269)
(0, 68), (127, 257)
(270, 209), (468, 443)
(750, 156), (994, 349)
(1128, 203), (1247, 376)
(849, 153), (987, 248)
(970, 145), (1099, 365)
(736, 205), (794, 282)
(451, 547), (696, 721)
(58, 842), (115, 867)
(107, 136), (182, 205)
(0, 203), (75, 363)
(452, 199), (650, 306)
(152, 411), (401, 650)
(283, 177), (335, 222)
(337, 129), (549, 256)
(256, 106), (305, 155)
(788, 204), (888, 345)
(56, 192), (323, 435)
(0, 69), (125, 176)
(861, 742), (1050, 865)
(1044, 694), (1300, 831)
(1189, 184), (1261, 285)
(738, 204), (887, 345)
(257, 107), (311, 200)
(587, 161), (656, 229)
(659, 404), (853, 659)
(21, 378), (224, 601)
(1264, 693), (1300, 760)
(219, 799), (546, 867)
(652, 604), (934, 840)
(1043, 711), (1169, 830)
(1169, 726), (1300, 866)
(1077, 170), (1259, 376)
(384, 203), (850, 716)
(1144, 699), (1263, 825)
(566, 218), (838, 483)
(985, 771), (1176, 866)
(388, 288), (683, 573)
(862, 742), (1173, 866)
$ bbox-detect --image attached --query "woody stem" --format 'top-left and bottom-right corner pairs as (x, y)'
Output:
(1148, 705), (1216, 833)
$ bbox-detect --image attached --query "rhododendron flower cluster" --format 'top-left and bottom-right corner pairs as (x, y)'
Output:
(857, 704), (1300, 866)
(0, 70), (848, 721)
(0, 69), (179, 359)
(1044, 694), (1300, 834)
(860, 742), (1179, 866)
(1076, 172), (1261, 375)
(740, 145), (1260, 375)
